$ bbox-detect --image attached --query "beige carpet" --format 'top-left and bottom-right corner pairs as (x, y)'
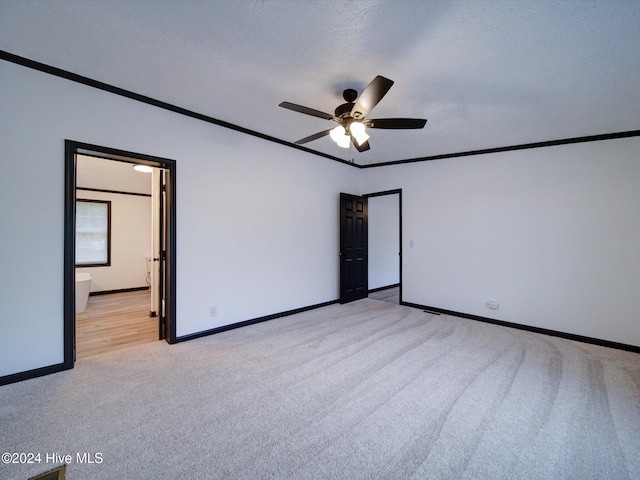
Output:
(1, 299), (639, 479)
(368, 286), (399, 304)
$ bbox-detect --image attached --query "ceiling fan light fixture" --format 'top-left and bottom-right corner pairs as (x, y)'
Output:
(336, 136), (351, 149)
(349, 121), (370, 146)
(330, 125), (350, 148)
(280, 75), (427, 153)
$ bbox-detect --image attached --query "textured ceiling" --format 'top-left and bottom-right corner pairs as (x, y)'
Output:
(77, 155), (153, 195)
(1, 0), (639, 165)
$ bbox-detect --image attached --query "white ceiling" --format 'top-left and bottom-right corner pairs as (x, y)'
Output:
(2, 0), (639, 165)
(77, 155), (153, 195)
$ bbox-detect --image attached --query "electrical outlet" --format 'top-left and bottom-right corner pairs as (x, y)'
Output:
(486, 300), (499, 310)
(209, 306), (217, 317)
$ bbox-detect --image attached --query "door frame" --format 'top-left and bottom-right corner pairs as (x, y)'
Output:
(63, 140), (177, 369)
(363, 189), (402, 304)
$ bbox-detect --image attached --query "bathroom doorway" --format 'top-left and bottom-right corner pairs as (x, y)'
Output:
(63, 140), (176, 367)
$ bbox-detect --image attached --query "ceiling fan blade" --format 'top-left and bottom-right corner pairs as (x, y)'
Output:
(294, 129), (332, 145)
(352, 137), (371, 152)
(365, 118), (427, 129)
(279, 102), (334, 121)
(350, 75), (394, 120)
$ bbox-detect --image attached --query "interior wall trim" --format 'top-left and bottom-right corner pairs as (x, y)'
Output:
(368, 284), (400, 293)
(0, 363), (67, 387)
(361, 129), (640, 168)
(363, 189), (402, 198)
(77, 187), (151, 198)
(175, 300), (339, 343)
(401, 301), (640, 354)
(4, 50), (637, 170)
(89, 286), (150, 296)
(0, 49), (352, 167)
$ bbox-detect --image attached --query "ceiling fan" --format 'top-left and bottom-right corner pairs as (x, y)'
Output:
(279, 75), (427, 152)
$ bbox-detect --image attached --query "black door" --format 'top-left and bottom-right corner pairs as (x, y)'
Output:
(340, 193), (368, 303)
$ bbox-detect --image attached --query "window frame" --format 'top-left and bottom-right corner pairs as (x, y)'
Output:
(75, 199), (112, 267)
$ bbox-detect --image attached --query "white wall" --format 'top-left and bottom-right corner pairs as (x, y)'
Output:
(75, 190), (151, 292)
(368, 194), (400, 290)
(362, 137), (640, 347)
(3, 57), (637, 381)
(0, 60), (359, 377)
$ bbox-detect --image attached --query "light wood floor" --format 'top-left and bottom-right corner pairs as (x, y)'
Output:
(369, 285), (399, 304)
(76, 290), (158, 359)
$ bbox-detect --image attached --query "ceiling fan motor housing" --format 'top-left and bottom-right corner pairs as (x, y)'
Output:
(342, 88), (358, 102)
(334, 102), (355, 119)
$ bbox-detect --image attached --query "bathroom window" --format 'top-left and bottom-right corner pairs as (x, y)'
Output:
(76, 199), (111, 266)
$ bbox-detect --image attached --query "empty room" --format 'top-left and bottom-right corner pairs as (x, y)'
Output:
(1, 1), (639, 479)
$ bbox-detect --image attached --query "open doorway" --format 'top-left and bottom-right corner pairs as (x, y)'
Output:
(365, 189), (402, 304)
(63, 140), (176, 368)
(74, 155), (154, 358)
